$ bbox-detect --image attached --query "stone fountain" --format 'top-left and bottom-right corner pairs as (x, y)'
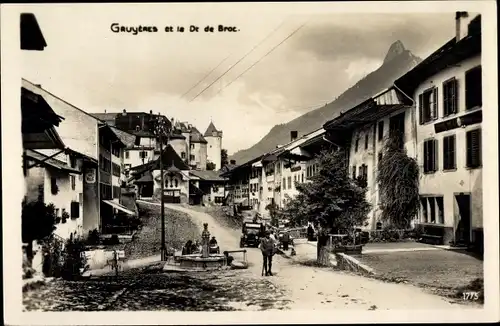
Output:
(165, 223), (226, 271)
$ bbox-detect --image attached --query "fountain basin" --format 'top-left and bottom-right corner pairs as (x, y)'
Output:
(177, 254), (226, 270)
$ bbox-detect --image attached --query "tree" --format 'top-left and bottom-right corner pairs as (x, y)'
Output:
(282, 149), (371, 265)
(221, 149), (229, 168)
(265, 202), (281, 227)
(206, 161), (216, 171)
(377, 133), (420, 229)
(22, 200), (57, 263)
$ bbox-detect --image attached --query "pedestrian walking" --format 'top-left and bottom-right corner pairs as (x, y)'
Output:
(259, 231), (275, 276)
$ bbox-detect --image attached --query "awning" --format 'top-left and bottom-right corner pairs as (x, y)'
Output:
(290, 147), (311, 158)
(25, 149), (81, 174)
(102, 200), (136, 216)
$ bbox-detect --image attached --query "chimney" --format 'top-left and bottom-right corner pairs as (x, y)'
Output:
(290, 131), (298, 142)
(150, 110), (153, 115)
(230, 160), (236, 165)
(122, 109), (127, 116)
(455, 11), (469, 42)
(104, 109), (107, 114)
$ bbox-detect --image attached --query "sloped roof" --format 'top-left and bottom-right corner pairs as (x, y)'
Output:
(21, 13), (46, 51)
(190, 127), (208, 144)
(25, 149), (81, 174)
(189, 170), (227, 181)
(135, 171), (153, 183)
(204, 121), (220, 137)
(132, 144), (189, 174)
(90, 113), (118, 124)
(110, 126), (136, 148)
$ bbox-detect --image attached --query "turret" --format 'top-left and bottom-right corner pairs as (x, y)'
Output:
(204, 121), (223, 170)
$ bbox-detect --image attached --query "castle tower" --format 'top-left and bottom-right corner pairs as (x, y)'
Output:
(204, 121), (222, 170)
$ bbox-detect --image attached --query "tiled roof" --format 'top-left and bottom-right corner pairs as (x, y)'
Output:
(189, 170), (227, 181)
(190, 127), (208, 144)
(135, 171), (153, 183)
(203, 121), (220, 137)
(25, 149), (81, 174)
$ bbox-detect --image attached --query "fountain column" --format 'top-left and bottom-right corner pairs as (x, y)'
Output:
(201, 223), (210, 258)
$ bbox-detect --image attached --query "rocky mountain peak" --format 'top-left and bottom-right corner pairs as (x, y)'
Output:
(383, 40), (407, 64)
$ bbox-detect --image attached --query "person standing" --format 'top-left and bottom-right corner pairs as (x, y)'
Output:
(259, 231), (275, 276)
(282, 231), (290, 251)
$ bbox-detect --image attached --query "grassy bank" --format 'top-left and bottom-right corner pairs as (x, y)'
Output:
(123, 202), (201, 260)
(351, 250), (484, 305)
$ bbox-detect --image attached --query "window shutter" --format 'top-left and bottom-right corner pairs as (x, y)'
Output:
(443, 82), (449, 116)
(450, 135), (456, 169)
(451, 79), (458, 114)
(432, 88), (438, 120)
(467, 129), (482, 168)
(433, 139), (438, 172)
(423, 141), (428, 172)
(443, 137), (449, 169)
(418, 93), (424, 125)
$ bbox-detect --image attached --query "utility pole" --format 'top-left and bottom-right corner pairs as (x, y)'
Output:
(156, 114), (171, 261)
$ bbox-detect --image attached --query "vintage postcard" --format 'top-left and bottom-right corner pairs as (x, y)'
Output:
(1, 1), (499, 325)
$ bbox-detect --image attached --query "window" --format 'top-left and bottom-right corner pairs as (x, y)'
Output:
(71, 201), (79, 218)
(50, 177), (58, 195)
(358, 164), (368, 182)
(378, 121), (384, 141)
(112, 163), (121, 177)
(465, 66), (482, 110)
(111, 146), (120, 158)
(181, 152), (186, 159)
(190, 144), (195, 149)
(174, 179), (179, 188)
(355, 138), (359, 152)
(420, 196), (444, 224)
(365, 134), (369, 150)
(443, 78), (458, 116)
(301, 173), (304, 183)
(352, 165), (356, 179)
(423, 139), (437, 173)
(288, 176), (292, 189)
(190, 154), (195, 161)
(466, 129), (482, 168)
(55, 208), (60, 217)
(419, 87), (438, 124)
(125, 151), (129, 159)
(443, 135), (456, 170)
(71, 175), (76, 190)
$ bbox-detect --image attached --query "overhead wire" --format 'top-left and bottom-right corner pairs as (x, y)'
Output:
(188, 20), (286, 103)
(180, 55), (230, 99)
(212, 19), (310, 98)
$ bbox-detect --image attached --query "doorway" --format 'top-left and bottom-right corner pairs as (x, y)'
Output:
(454, 194), (472, 244)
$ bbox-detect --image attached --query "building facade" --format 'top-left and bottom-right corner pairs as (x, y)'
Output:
(24, 149), (85, 240)
(395, 13), (482, 246)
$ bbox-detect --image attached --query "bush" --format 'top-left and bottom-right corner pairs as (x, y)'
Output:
(86, 229), (101, 245)
(61, 238), (88, 280)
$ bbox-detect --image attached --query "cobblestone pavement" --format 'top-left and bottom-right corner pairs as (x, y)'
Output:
(23, 264), (291, 311)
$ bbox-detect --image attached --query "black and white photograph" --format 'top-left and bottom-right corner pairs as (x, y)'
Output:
(2, 1), (499, 325)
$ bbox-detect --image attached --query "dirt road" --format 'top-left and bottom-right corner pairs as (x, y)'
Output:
(163, 203), (464, 310)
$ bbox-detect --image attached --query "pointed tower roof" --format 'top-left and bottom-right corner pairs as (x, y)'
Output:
(204, 121), (220, 137)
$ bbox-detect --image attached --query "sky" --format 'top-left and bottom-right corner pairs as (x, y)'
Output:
(20, 4), (456, 154)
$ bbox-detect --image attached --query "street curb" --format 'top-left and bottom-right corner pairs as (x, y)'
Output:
(335, 253), (376, 276)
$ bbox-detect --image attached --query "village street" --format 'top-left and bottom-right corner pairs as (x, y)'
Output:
(23, 202), (463, 311)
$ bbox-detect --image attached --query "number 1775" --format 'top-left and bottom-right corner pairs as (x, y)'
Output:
(463, 292), (479, 300)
